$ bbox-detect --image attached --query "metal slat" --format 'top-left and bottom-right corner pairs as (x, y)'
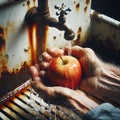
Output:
(23, 89), (81, 120)
(21, 90), (69, 120)
(22, 89), (49, 108)
(0, 111), (10, 120)
(7, 100), (32, 120)
(0, 87), (82, 120)
(22, 90), (57, 118)
(17, 93), (53, 119)
(12, 95), (48, 120)
(1, 106), (20, 120)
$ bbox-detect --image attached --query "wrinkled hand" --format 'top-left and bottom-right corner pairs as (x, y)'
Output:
(29, 46), (101, 114)
(69, 46), (103, 94)
(32, 45), (103, 94)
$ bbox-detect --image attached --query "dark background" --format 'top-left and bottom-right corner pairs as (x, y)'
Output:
(91, 0), (120, 21)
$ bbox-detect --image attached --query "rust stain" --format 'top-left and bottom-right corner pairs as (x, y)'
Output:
(76, 3), (80, 9)
(76, 27), (82, 41)
(0, 26), (7, 75)
(84, 0), (90, 12)
(53, 36), (57, 40)
(27, 15), (48, 65)
(78, 27), (82, 33)
(25, 0), (36, 8)
(75, 2), (80, 12)
(26, 0), (30, 10)
(86, 0), (90, 4)
(33, 0), (36, 6)
(0, 64), (30, 99)
(0, 27), (5, 50)
(73, 27), (82, 45)
(84, 6), (87, 12)
(74, 1), (80, 11)
(0, 31), (31, 98)
(0, 58), (8, 75)
(27, 23), (37, 65)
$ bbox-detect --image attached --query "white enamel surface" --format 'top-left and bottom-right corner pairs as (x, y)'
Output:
(47, 0), (91, 48)
(0, 0), (37, 74)
(0, 0), (91, 75)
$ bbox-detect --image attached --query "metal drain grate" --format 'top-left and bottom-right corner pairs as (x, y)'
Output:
(0, 81), (82, 120)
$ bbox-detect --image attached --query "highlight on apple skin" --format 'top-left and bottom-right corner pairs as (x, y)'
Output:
(47, 55), (82, 89)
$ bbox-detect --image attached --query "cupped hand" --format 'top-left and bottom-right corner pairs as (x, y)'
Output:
(29, 46), (100, 114)
(36, 45), (103, 95)
(67, 46), (104, 95)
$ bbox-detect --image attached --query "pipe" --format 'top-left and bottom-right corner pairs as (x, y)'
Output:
(25, 0), (75, 40)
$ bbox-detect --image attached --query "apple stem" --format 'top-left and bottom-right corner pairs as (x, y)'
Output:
(60, 56), (64, 62)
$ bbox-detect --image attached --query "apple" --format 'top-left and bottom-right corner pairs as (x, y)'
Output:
(47, 55), (82, 89)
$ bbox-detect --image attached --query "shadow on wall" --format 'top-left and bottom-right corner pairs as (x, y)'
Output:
(91, 0), (120, 21)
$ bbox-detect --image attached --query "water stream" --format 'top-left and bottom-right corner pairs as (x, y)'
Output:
(67, 41), (72, 56)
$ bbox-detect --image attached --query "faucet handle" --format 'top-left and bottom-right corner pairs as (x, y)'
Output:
(54, 3), (71, 16)
(54, 3), (71, 24)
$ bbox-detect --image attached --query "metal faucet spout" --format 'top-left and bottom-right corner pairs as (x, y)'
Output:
(25, 0), (75, 40)
(38, 0), (75, 40)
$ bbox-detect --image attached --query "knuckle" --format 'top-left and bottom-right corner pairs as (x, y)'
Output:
(40, 62), (49, 70)
(84, 48), (94, 54)
(47, 47), (64, 57)
(42, 52), (52, 62)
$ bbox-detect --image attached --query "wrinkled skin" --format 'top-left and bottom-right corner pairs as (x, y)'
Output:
(29, 46), (104, 114)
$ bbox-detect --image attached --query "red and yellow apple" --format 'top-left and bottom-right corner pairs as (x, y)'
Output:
(47, 55), (82, 89)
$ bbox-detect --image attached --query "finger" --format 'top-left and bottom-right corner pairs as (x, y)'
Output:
(38, 70), (45, 79)
(68, 98), (87, 114)
(41, 52), (52, 62)
(64, 45), (85, 59)
(53, 87), (76, 99)
(53, 86), (98, 111)
(29, 66), (39, 79)
(34, 64), (40, 71)
(47, 47), (64, 57)
(39, 70), (45, 77)
(31, 76), (46, 93)
(40, 62), (50, 70)
(68, 96), (98, 114)
(52, 86), (97, 111)
(29, 66), (45, 90)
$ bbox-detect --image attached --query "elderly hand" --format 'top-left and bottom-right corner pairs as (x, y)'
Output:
(33, 45), (103, 95)
(29, 46), (101, 114)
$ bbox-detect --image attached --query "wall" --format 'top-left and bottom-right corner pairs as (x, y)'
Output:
(0, 0), (91, 98)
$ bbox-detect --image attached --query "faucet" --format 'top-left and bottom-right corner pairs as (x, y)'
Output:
(25, 0), (75, 41)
